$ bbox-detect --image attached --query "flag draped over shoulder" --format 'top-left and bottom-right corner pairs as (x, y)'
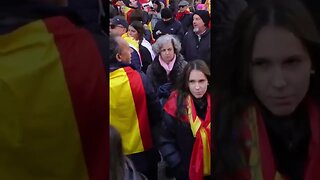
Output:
(0, 16), (108, 180)
(110, 67), (153, 155)
(163, 91), (211, 180)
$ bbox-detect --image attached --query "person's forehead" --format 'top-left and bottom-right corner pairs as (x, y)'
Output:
(128, 26), (136, 30)
(189, 70), (206, 79)
(252, 25), (308, 60)
(161, 41), (173, 48)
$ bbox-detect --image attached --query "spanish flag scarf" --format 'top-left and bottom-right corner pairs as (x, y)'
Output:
(110, 66), (153, 155)
(164, 91), (211, 179)
(245, 98), (320, 180)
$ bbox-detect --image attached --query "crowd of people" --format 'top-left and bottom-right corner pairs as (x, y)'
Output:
(109, 0), (212, 179)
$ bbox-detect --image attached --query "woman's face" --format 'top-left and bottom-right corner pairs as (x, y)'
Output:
(188, 70), (208, 99)
(128, 26), (139, 40)
(251, 25), (312, 116)
(160, 41), (175, 63)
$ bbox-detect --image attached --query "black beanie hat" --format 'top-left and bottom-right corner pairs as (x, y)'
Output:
(161, 8), (173, 19)
(193, 10), (210, 27)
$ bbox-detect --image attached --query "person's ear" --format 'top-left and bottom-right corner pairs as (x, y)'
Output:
(116, 53), (122, 62)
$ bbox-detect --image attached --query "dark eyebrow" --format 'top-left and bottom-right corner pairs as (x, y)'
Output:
(252, 57), (270, 63)
(284, 54), (304, 61)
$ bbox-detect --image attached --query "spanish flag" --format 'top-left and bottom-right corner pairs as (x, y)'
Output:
(0, 16), (108, 179)
(110, 67), (153, 155)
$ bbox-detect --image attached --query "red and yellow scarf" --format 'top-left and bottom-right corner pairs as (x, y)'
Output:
(164, 91), (211, 179)
(243, 98), (320, 180)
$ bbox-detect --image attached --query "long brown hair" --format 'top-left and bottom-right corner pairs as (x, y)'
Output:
(175, 59), (210, 120)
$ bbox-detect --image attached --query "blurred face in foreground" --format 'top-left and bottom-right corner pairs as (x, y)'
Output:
(188, 70), (208, 99)
(251, 25), (312, 116)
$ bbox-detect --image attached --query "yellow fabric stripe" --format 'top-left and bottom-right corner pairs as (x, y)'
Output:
(200, 128), (211, 175)
(110, 68), (144, 155)
(0, 20), (88, 179)
(248, 107), (264, 180)
(187, 96), (211, 175)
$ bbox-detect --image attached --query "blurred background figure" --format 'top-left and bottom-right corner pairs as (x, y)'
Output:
(110, 126), (148, 180)
(128, 21), (156, 73)
(153, 7), (184, 41)
(175, 0), (193, 33)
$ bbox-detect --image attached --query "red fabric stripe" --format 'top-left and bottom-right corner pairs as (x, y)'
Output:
(44, 17), (108, 180)
(124, 67), (153, 150)
(256, 108), (276, 180)
(305, 98), (320, 179)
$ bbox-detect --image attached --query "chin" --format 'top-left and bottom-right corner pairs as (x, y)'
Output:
(193, 94), (204, 99)
(268, 106), (296, 117)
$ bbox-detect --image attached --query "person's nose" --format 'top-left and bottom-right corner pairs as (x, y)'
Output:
(271, 67), (287, 89)
(195, 82), (200, 90)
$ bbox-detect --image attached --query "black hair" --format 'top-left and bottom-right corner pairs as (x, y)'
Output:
(130, 21), (145, 42)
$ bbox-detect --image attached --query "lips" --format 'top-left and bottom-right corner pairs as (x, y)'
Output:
(271, 96), (293, 105)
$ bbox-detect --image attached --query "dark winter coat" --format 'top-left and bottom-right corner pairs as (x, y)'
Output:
(177, 12), (193, 33)
(146, 53), (187, 91)
(153, 18), (185, 41)
(181, 28), (211, 67)
(157, 95), (209, 180)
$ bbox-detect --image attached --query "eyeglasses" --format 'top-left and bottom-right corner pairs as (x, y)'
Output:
(110, 24), (125, 29)
(179, 5), (186, 8)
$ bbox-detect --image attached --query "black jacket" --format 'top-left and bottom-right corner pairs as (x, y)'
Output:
(146, 53), (187, 90)
(153, 18), (185, 41)
(181, 28), (211, 67)
(158, 95), (208, 180)
(178, 13), (193, 33)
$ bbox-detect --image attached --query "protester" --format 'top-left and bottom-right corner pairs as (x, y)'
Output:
(175, 0), (193, 33)
(146, 34), (187, 105)
(128, 21), (155, 73)
(158, 60), (211, 180)
(181, 10), (211, 66)
(214, 0), (320, 179)
(153, 7), (185, 41)
(110, 15), (143, 71)
(109, 35), (162, 180)
(150, 0), (163, 30)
